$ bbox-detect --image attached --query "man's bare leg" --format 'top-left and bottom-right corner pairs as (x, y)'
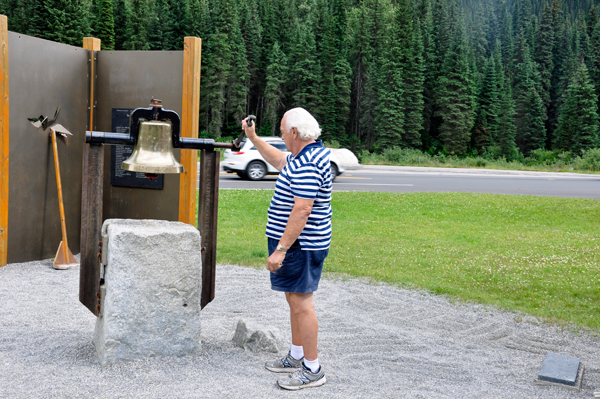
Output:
(286, 292), (318, 361)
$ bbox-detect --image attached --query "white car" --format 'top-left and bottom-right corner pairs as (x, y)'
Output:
(221, 137), (345, 181)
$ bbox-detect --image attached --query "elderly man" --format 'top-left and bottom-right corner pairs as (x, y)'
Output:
(241, 108), (332, 390)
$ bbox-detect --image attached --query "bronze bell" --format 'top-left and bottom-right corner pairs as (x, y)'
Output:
(122, 120), (184, 174)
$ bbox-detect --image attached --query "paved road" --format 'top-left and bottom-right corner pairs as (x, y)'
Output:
(210, 165), (600, 199)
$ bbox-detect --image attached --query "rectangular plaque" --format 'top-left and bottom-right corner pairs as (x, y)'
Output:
(110, 108), (164, 189)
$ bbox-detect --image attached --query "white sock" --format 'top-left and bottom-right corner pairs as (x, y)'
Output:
(303, 358), (320, 373)
(290, 344), (304, 360)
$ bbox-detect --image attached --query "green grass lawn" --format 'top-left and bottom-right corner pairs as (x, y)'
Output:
(216, 189), (600, 330)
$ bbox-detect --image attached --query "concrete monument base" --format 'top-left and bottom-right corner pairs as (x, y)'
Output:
(94, 219), (202, 366)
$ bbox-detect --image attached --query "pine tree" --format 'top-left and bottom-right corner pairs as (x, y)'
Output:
(534, 2), (554, 118)
(553, 23), (578, 133)
(42, 0), (70, 43)
(580, 17), (593, 84)
(519, 87), (547, 156)
(40, 0), (87, 46)
(348, 0), (384, 149)
(391, 0), (420, 148)
(472, 55), (499, 154)
(589, 7), (600, 105)
(417, 0), (436, 150)
(512, 0), (532, 41)
(498, 0), (515, 79)
(428, 0), (464, 153)
(170, 0), (191, 50)
(485, 0), (498, 52)
(124, 0), (149, 50)
(316, 0), (352, 143)
(435, 19), (475, 156)
(89, 0), (100, 32)
(96, 0), (115, 50)
(554, 61), (599, 154)
(327, 58), (352, 143)
(258, 0), (276, 61)
(589, 5), (598, 39)
(470, 4), (488, 82)
(513, 28), (546, 156)
(495, 47), (518, 160)
(373, 0), (403, 150)
(433, 0), (453, 66)
(548, 1), (567, 141)
(148, 0), (173, 50)
(228, 25), (249, 128)
(402, 18), (425, 149)
(363, 0), (390, 150)
(263, 41), (288, 134)
(199, 0), (249, 133)
(227, 28), (250, 127)
(27, 0), (49, 38)
(113, 0), (131, 50)
(1, 0), (28, 33)
(239, 0), (263, 119)
(201, 30), (231, 137)
(189, 0), (209, 39)
(288, 23), (322, 119)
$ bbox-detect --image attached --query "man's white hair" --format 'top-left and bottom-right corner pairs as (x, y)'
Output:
(283, 108), (321, 141)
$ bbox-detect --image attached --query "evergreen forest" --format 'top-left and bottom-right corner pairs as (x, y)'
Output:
(2, 0), (600, 163)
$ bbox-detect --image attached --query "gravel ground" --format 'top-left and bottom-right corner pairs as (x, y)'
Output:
(2, 259), (600, 398)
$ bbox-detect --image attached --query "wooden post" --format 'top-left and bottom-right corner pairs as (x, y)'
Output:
(79, 37), (103, 315)
(0, 15), (9, 267)
(83, 38), (100, 130)
(50, 129), (77, 269)
(199, 149), (219, 309)
(179, 37), (202, 226)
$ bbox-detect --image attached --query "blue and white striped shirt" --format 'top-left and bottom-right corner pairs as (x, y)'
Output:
(266, 140), (332, 250)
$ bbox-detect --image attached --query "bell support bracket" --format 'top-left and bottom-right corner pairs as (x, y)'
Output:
(86, 106), (232, 151)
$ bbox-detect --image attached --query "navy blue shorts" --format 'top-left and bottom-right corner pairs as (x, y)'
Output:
(268, 238), (329, 294)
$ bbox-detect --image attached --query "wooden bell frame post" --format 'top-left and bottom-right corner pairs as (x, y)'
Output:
(0, 16), (9, 267)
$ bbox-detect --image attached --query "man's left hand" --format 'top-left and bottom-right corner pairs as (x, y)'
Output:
(266, 250), (286, 273)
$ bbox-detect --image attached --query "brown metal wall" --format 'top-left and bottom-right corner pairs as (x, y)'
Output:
(7, 33), (89, 263)
(95, 51), (183, 222)
(6, 38), (185, 263)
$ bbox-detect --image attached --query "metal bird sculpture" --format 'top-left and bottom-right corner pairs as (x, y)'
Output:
(28, 104), (72, 137)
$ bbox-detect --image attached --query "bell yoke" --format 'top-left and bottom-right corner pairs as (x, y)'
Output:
(85, 98), (243, 173)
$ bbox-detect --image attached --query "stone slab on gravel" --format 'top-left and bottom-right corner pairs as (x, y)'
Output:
(539, 353), (581, 386)
(94, 219), (203, 366)
(2, 260), (600, 398)
(232, 319), (283, 353)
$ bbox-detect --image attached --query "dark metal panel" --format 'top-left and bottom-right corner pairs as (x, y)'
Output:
(7, 32), (88, 263)
(95, 51), (183, 221)
(79, 143), (103, 316)
(199, 149), (219, 309)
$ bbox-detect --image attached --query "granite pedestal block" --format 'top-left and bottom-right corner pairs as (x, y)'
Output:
(94, 219), (202, 366)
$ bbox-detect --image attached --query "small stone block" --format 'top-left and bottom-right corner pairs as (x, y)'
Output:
(233, 319), (283, 353)
(538, 352), (580, 386)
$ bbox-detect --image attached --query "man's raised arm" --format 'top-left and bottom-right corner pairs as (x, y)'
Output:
(241, 118), (287, 171)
